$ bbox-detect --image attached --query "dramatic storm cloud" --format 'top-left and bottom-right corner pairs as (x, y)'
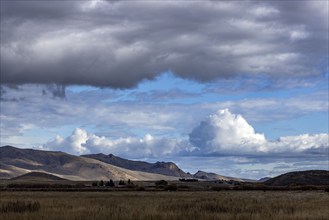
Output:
(1, 1), (328, 179)
(1, 0), (327, 87)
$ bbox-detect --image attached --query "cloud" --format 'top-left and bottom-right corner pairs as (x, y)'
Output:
(36, 108), (328, 178)
(1, 84), (327, 148)
(189, 109), (328, 155)
(0, 84), (66, 101)
(203, 91), (328, 123)
(1, 1), (327, 87)
(43, 128), (186, 157)
(43, 84), (66, 98)
(50, 128), (89, 155)
(41, 109), (328, 159)
(268, 134), (328, 154)
(189, 109), (267, 153)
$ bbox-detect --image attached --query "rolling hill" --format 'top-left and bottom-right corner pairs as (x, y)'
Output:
(264, 170), (329, 186)
(193, 170), (237, 181)
(0, 146), (178, 181)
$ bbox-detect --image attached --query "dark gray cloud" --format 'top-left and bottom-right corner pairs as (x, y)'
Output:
(1, 0), (327, 88)
(1, 84), (66, 99)
(43, 84), (66, 98)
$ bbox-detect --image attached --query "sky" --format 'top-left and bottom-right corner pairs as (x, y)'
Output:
(0, 0), (328, 179)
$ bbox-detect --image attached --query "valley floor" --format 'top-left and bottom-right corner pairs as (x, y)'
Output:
(1, 191), (328, 220)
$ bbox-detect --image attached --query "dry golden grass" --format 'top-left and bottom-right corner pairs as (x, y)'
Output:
(1, 191), (328, 220)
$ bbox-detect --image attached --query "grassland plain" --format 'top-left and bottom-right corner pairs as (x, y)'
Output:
(0, 191), (328, 220)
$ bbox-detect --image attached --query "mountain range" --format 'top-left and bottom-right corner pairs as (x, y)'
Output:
(1, 146), (328, 185)
(0, 146), (179, 181)
(1, 146), (243, 181)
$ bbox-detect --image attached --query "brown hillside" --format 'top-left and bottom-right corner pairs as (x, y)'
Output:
(82, 153), (192, 178)
(264, 170), (329, 186)
(0, 146), (178, 181)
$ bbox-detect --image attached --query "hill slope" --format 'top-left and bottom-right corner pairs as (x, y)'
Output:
(193, 170), (244, 182)
(264, 170), (329, 186)
(82, 153), (192, 178)
(11, 171), (67, 181)
(0, 146), (178, 181)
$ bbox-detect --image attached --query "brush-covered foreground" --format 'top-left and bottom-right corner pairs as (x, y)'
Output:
(1, 191), (328, 220)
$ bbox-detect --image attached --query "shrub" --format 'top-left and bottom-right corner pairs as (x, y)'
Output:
(126, 184), (137, 189)
(177, 185), (190, 190)
(75, 183), (86, 188)
(211, 186), (230, 191)
(155, 180), (168, 186)
(165, 184), (178, 191)
(137, 186), (145, 191)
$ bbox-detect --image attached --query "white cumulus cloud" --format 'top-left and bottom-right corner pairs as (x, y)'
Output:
(43, 128), (186, 157)
(45, 128), (89, 154)
(42, 109), (328, 158)
(268, 134), (328, 153)
(189, 109), (267, 153)
(189, 109), (328, 155)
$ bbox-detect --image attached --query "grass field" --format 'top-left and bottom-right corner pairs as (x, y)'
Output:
(1, 191), (328, 220)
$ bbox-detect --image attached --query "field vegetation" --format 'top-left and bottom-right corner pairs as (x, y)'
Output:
(1, 190), (328, 220)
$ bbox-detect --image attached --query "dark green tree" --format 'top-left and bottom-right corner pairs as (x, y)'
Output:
(105, 179), (115, 187)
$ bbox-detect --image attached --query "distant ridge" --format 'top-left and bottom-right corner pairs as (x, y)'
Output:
(82, 153), (192, 178)
(264, 170), (329, 186)
(258, 177), (271, 182)
(193, 170), (244, 182)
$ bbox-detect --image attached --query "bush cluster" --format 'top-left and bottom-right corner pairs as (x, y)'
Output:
(92, 179), (115, 187)
(165, 184), (178, 191)
(155, 180), (168, 187)
(179, 178), (198, 182)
